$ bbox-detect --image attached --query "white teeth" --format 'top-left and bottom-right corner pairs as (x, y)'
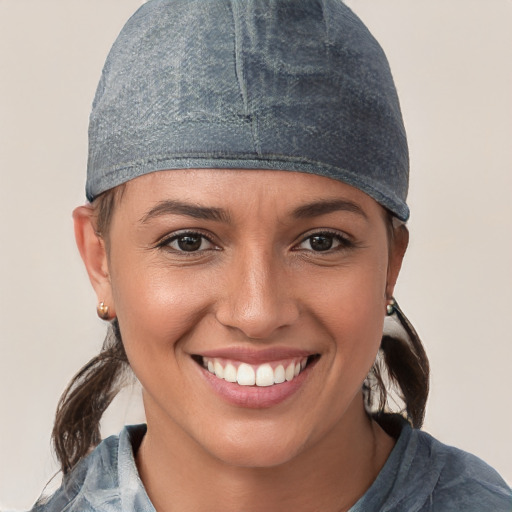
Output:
(274, 365), (285, 384)
(214, 360), (224, 379)
(224, 363), (237, 383)
(256, 364), (274, 387)
(202, 357), (311, 387)
(285, 363), (295, 381)
(237, 363), (256, 386)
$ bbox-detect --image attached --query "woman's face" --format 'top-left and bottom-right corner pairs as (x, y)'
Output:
(77, 169), (406, 467)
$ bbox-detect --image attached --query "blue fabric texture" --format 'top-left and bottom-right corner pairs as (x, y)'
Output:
(87, 0), (410, 220)
(30, 422), (512, 511)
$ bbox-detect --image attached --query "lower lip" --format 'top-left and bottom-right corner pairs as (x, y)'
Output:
(197, 361), (316, 409)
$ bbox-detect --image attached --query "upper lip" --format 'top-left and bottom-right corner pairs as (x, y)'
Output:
(193, 347), (316, 364)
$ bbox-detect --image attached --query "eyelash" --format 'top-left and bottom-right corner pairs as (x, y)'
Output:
(157, 229), (355, 255)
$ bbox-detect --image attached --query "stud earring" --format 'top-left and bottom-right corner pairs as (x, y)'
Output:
(96, 301), (110, 320)
(386, 298), (396, 316)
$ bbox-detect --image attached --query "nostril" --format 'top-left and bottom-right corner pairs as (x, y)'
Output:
(215, 299), (300, 340)
(213, 260), (300, 339)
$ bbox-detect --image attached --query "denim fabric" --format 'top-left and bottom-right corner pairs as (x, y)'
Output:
(87, 0), (410, 220)
(29, 422), (512, 511)
(30, 425), (153, 512)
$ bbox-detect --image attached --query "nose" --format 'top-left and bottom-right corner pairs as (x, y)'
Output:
(215, 247), (300, 340)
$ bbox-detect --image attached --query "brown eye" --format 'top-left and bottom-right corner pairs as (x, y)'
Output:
(164, 232), (216, 252)
(296, 231), (353, 253)
(309, 234), (334, 251)
(176, 234), (203, 251)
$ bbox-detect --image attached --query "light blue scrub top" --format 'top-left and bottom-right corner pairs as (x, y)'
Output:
(30, 421), (512, 511)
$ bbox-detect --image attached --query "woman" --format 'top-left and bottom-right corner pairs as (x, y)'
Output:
(27, 1), (511, 510)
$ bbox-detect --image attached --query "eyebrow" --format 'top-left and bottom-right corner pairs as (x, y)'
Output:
(140, 200), (231, 224)
(291, 199), (368, 220)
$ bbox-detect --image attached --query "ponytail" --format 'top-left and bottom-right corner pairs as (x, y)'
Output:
(52, 320), (129, 474)
(51, 186), (129, 474)
(364, 300), (430, 428)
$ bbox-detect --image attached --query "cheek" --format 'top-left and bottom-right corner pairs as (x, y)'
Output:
(108, 250), (214, 362)
(308, 249), (387, 327)
(303, 251), (388, 378)
(108, 260), (218, 417)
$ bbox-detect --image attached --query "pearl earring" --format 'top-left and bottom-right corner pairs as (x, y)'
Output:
(386, 298), (396, 316)
(96, 301), (110, 320)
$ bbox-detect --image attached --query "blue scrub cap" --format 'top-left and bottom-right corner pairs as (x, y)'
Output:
(87, 0), (410, 221)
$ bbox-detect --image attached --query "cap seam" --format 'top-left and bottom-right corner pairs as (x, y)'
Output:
(87, 153), (408, 218)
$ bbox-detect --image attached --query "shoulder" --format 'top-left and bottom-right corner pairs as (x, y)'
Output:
(357, 416), (511, 512)
(396, 427), (512, 511)
(28, 425), (148, 512)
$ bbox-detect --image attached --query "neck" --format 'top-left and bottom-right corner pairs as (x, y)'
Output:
(136, 396), (395, 512)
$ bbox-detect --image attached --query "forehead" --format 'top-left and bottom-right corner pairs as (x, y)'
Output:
(121, 168), (384, 219)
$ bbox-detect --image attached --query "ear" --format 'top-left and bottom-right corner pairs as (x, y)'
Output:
(73, 205), (116, 319)
(386, 223), (409, 300)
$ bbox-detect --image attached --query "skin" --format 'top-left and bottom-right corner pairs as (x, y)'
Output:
(74, 169), (408, 512)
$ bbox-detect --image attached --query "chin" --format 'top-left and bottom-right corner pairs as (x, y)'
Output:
(213, 442), (300, 469)
(201, 422), (310, 469)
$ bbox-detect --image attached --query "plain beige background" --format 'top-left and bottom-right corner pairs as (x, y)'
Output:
(1, 0), (511, 509)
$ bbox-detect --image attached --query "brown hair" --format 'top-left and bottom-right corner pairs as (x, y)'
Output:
(363, 300), (430, 429)
(52, 188), (429, 474)
(52, 186), (129, 475)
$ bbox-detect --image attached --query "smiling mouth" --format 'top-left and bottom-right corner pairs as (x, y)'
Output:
(192, 355), (320, 387)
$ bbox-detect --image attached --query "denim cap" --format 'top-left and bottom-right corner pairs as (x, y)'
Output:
(87, 0), (410, 221)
